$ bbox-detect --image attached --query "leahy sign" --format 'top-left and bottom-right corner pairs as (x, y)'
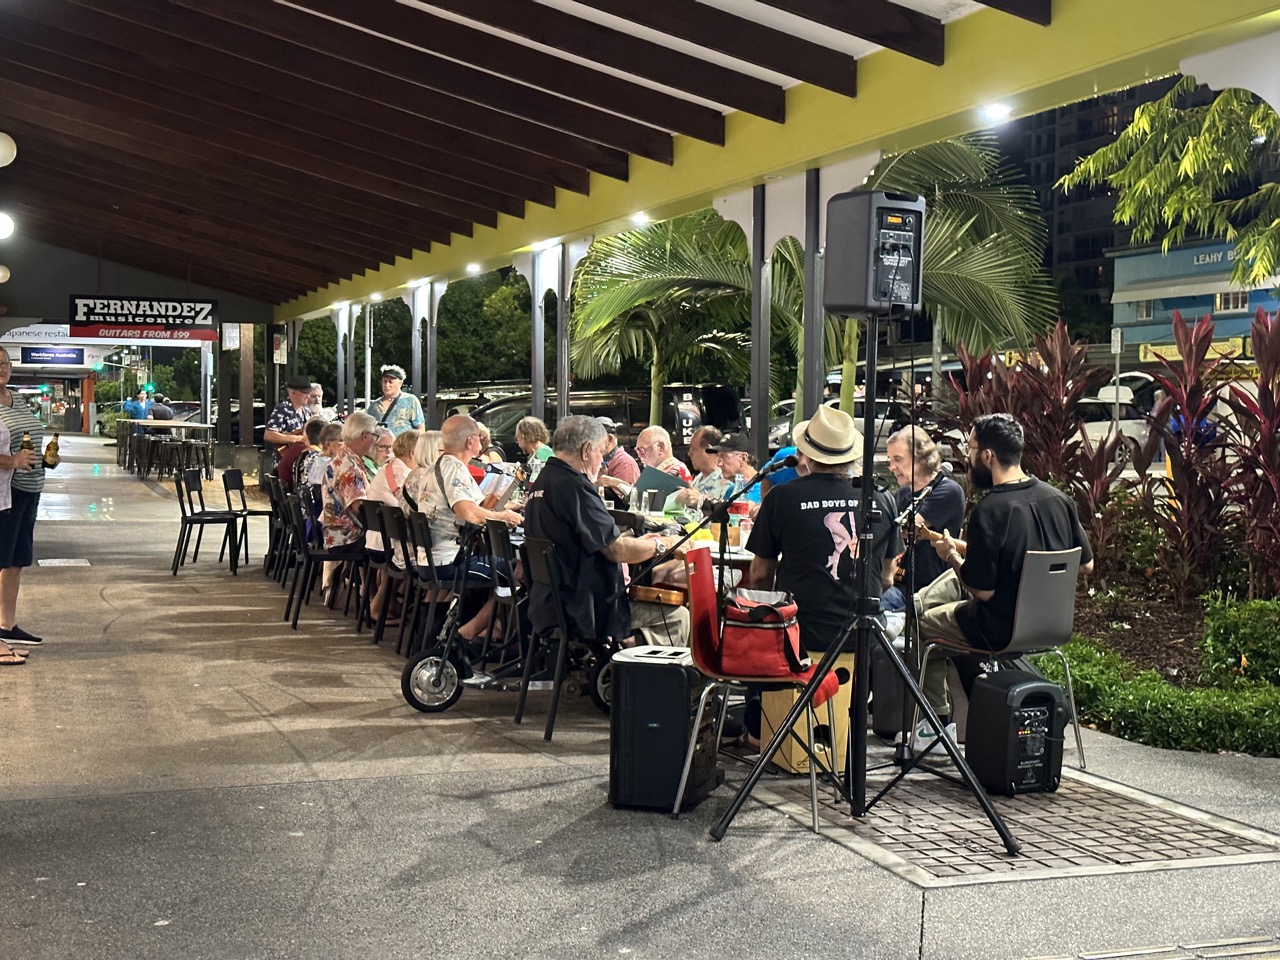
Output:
(69, 296), (220, 341)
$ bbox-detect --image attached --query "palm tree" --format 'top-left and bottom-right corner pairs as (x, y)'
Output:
(570, 211), (755, 424)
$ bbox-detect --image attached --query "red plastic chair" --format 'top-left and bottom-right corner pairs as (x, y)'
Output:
(673, 545), (844, 831)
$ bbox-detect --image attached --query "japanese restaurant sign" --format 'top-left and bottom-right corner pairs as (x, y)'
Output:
(68, 296), (220, 341)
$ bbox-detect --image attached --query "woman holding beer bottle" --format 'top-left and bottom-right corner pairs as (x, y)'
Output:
(0, 346), (57, 657)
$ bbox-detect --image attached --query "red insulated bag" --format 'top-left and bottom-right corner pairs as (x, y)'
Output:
(719, 589), (808, 677)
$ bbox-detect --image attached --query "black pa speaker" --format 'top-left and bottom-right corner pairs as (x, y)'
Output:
(823, 189), (925, 315)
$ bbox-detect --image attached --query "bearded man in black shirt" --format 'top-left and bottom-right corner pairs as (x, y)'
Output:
(916, 412), (1093, 729)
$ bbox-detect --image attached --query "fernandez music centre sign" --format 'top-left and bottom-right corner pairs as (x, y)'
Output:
(69, 296), (220, 341)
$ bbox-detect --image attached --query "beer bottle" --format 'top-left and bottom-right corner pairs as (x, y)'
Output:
(19, 432), (33, 452)
(43, 432), (59, 467)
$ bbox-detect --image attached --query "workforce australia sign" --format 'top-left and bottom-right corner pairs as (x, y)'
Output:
(69, 296), (220, 341)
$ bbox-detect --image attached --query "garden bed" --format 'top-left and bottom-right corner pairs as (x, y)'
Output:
(1074, 581), (1205, 685)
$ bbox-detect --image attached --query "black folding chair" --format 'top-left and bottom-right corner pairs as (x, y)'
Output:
(222, 468), (273, 568)
(402, 509), (449, 659)
(260, 474), (293, 584)
(281, 493), (367, 630)
(172, 469), (239, 576)
(515, 537), (577, 742)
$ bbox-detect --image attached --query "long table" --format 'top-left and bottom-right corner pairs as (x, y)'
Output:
(116, 419), (214, 475)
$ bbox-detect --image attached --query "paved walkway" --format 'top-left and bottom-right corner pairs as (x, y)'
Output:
(1, 436), (1277, 960)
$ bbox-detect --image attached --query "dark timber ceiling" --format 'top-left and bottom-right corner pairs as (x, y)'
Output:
(0, 0), (1051, 305)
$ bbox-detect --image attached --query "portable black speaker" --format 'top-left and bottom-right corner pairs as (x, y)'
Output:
(965, 669), (1067, 796)
(609, 647), (721, 811)
(823, 189), (926, 315)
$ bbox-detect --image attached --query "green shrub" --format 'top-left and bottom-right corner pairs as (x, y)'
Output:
(1039, 639), (1280, 757)
(100, 409), (129, 436)
(1201, 595), (1280, 688)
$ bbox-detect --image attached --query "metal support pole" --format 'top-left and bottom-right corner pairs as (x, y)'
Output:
(556, 244), (570, 421)
(750, 184), (770, 468)
(531, 267), (546, 422)
(363, 304), (373, 411)
(802, 168), (824, 418)
(410, 285), (424, 412)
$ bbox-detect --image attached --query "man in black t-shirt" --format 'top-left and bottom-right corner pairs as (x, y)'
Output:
(917, 413), (1093, 717)
(523, 416), (685, 645)
(747, 405), (901, 654)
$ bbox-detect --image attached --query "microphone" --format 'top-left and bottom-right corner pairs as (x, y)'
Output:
(894, 462), (953, 525)
(760, 454), (799, 476)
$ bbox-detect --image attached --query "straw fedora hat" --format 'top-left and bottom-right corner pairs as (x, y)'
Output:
(793, 404), (863, 464)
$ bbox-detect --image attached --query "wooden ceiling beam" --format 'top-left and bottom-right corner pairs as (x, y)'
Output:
(0, 85), (479, 238)
(292, 0), (736, 135)
(19, 161), (406, 265)
(570, 0), (857, 98)
(5, 199), (331, 293)
(13, 130), (447, 254)
(0, 49), (528, 222)
(0, 16), (561, 207)
(753, 0), (945, 65)
(4, 169), (394, 276)
(38, 0), (630, 178)
(37, 231), (294, 302)
(154, 0), (675, 163)
(974, 0), (1052, 26)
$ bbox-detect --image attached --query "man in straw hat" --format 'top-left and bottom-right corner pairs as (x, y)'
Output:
(747, 404), (901, 657)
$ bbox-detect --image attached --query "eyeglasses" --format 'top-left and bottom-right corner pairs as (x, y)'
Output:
(636, 443), (655, 456)
(375, 444), (394, 452)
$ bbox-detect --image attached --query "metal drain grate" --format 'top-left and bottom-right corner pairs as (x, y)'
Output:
(766, 768), (1280, 886)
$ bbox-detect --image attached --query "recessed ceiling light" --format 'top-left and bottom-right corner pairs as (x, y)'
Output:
(369, 292), (383, 301)
(0, 212), (14, 240)
(465, 263), (482, 275)
(981, 102), (1013, 124)
(630, 212), (650, 226)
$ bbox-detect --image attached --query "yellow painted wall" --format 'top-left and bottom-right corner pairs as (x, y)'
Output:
(278, 0), (1280, 320)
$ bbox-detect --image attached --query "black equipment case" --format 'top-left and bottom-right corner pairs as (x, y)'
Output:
(609, 647), (721, 811)
(965, 669), (1067, 796)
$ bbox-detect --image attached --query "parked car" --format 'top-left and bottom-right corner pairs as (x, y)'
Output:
(188, 402), (266, 447)
(1075, 397), (1149, 462)
(1092, 371), (1160, 413)
(95, 401), (127, 436)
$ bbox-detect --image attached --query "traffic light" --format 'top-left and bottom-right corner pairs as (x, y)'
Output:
(143, 381), (155, 392)
(93, 362), (104, 372)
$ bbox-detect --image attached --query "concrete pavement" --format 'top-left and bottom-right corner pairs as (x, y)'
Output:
(0, 435), (1277, 960)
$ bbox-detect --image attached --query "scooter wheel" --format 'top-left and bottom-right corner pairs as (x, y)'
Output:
(589, 657), (612, 715)
(401, 649), (463, 713)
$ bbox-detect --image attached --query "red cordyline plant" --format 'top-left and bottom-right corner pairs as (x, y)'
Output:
(945, 321), (1128, 581)
(1222, 308), (1280, 599)
(1139, 311), (1238, 603)
(947, 321), (1110, 484)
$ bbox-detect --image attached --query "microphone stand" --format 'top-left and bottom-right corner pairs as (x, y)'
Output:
(886, 464), (953, 765)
